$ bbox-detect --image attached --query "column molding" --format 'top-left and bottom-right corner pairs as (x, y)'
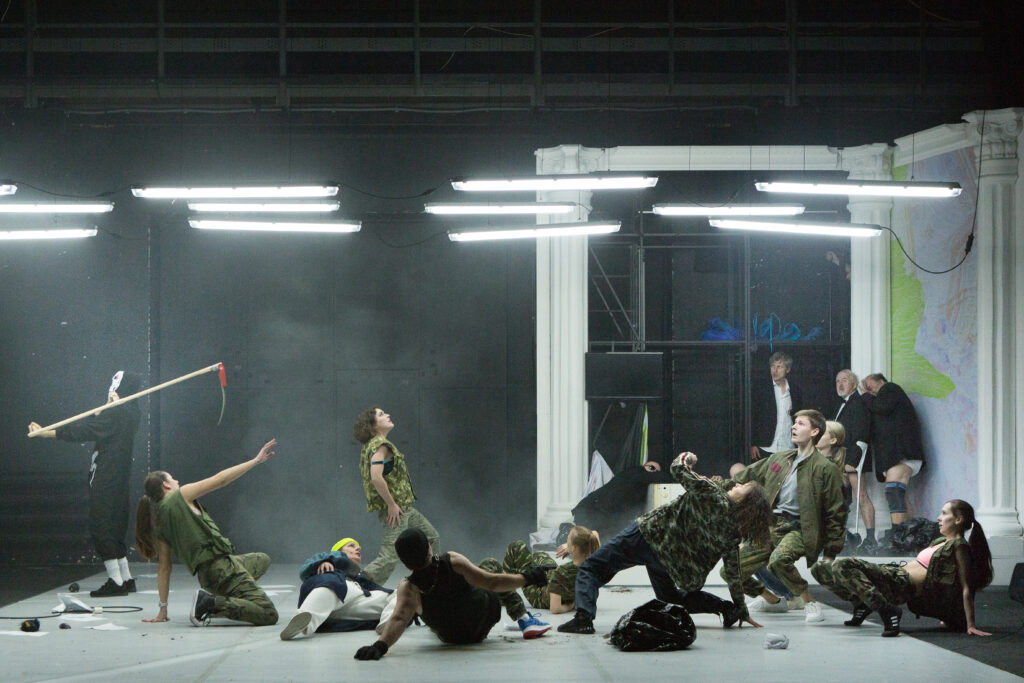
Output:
(535, 144), (600, 528)
(841, 143), (894, 381)
(964, 108), (1024, 539)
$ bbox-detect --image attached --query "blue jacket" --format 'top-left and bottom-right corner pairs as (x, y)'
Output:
(297, 551), (392, 633)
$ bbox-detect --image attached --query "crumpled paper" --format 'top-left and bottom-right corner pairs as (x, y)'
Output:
(763, 632), (789, 649)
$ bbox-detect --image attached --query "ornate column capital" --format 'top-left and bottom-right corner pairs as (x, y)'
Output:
(837, 142), (894, 181)
(535, 144), (606, 175)
(963, 108), (1024, 163)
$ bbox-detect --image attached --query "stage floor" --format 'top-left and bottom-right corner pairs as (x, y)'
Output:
(2, 564), (1020, 682)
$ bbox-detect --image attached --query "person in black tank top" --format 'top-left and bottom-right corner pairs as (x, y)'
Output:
(354, 529), (554, 660)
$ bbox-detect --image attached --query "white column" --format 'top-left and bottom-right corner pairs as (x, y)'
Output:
(535, 144), (601, 528)
(964, 108), (1024, 543)
(841, 143), (894, 380)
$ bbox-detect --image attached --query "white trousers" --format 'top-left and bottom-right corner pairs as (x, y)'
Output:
(294, 583), (396, 638)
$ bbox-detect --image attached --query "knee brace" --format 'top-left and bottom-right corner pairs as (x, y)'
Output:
(884, 482), (907, 513)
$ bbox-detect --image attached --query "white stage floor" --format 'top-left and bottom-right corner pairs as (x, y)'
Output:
(2, 564), (1020, 682)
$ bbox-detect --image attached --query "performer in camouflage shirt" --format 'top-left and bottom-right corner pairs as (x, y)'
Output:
(354, 406), (440, 585)
(559, 452), (771, 634)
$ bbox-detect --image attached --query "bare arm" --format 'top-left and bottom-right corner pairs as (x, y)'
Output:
(27, 422), (56, 438)
(449, 552), (527, 593)
(144, 542), (173, 623)
(368, 446), (402, 527)
(955, 545), (990, 636)
(376, 580), (420, 647)
(179, 438), (276, 504)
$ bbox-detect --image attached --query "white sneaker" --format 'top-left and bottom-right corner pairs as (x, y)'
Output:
(748, 596), (789, 613)
(788, 596), (805, 610)
(804, 601), (825, 623)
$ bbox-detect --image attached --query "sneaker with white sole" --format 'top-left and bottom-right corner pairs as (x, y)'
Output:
(189, 589), (215, 626)
(280, 611), (313, 640)
(804, 601), (825, 623)
(787, 596), (805, 610)
(748, 596), (789, 613)
(517, 612), (551, 639)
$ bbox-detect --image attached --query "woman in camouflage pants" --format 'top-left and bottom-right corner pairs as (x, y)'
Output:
(812, 499), (993, 637)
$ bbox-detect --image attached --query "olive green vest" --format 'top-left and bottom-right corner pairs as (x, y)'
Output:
(157, 490), (234, 574)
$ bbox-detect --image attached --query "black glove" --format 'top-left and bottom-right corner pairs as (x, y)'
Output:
(521, 565), (553, 587)
(354, 640), (389, 661)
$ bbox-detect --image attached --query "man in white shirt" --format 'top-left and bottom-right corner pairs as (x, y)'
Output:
(751, 352), (803, 461)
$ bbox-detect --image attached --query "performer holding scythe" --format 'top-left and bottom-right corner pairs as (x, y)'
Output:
(29, 370), (142, 597)
(28, 362), (228, 597)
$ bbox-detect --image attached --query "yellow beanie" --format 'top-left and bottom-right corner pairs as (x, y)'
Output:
(331, 537), (360, 552)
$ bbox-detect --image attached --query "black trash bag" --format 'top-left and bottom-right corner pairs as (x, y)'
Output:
(609, 599), (696, 652)
(887, 518), (940, 553)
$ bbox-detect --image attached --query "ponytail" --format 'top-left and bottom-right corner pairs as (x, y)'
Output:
(948, 499), (994, 593)
(569, 525), (600, 558)
(134, 471), (169, 561)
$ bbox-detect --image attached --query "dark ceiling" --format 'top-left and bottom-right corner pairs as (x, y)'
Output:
(0, 0), (1019, 113)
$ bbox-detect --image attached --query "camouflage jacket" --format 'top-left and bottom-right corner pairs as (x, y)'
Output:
(359, 435), (417, 512)
(637, 460), (748, 617)
(733, 448), (847, 561)
(906, 536), (974, 631)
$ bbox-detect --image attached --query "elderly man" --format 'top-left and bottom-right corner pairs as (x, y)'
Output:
(834, 369), (876, 550)
(861, 374), (925, 527)
(280, 537), (396, 640)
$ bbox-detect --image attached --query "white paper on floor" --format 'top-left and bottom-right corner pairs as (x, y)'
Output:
(91, 623), (129, 631)
(0, 630), (48, 637)
(61, 614), (107, 623)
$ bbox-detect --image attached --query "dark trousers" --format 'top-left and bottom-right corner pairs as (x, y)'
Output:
(574, 522), (728, 618)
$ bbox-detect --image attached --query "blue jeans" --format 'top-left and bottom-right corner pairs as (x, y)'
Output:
(574, 522), (729, 618)
(754, 566), (794, 599)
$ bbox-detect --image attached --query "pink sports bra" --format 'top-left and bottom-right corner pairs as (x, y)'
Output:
(915, 544), (939, 568)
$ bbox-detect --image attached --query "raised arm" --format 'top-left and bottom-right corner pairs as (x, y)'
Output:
(954, 544), (990, 636)
(669, 452), (717, 494)
(355, 579), (420, 660)
(143, 541), (173, 623)
(179, 438), (276, 505)
(368, 445), (402, 528)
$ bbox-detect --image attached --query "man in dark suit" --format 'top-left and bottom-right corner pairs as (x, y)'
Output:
(833, 369), (876, 549)
(750, 351), (803, 461)
(861, 374), (925, 526)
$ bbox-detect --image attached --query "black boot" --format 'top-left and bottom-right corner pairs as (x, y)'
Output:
(879, 605), (902, 637)
(124, 578), (137, 593)
(844, 604), (872, 627)
(722, 601), (744, 629)
(90, 578), (129, 597)
(557, 611), (595, 634)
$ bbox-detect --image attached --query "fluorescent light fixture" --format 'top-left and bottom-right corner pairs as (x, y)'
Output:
(188, 219), (360, 233)
(451, 175), (658, 192)
(755, 180), (962, 198)
(187, 201), (340, 212)
(0, 228), (98, 240)
(133, 185), (339, 199)
(448, 221), (621, 242)
(710, 218), (882, 237)
(0, 202), (114, 213)
(424, 202), (576, 215)
(0, 184), (16, 195)
(653, 204), (805, 217)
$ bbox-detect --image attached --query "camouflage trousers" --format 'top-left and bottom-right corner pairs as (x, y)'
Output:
(477, 557), (528, 621)
(721, 516), (809, 598)
(363, 506), (441, 586)
(503, 540), (554, 609)
(195, 552), (278, 625)
(811, 558), (916, 611)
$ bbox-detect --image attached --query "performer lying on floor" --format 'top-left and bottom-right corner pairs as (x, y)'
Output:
(813, 498), (993, 637)
(134, 439), (280, 627)
(280, 537), (397, 640)
(353, 529), (553, 660)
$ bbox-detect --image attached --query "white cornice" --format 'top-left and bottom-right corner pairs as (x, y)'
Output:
(893, 123), (970, 167)
(602, 145), (840, 171)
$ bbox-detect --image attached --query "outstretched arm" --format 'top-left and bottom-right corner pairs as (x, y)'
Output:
(355, 579), (420, 659)
(448, 551), (533, 592)
(143, 541), (173, 623)
(955, 545), (990, 636)
(180, 438), (277, 504)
